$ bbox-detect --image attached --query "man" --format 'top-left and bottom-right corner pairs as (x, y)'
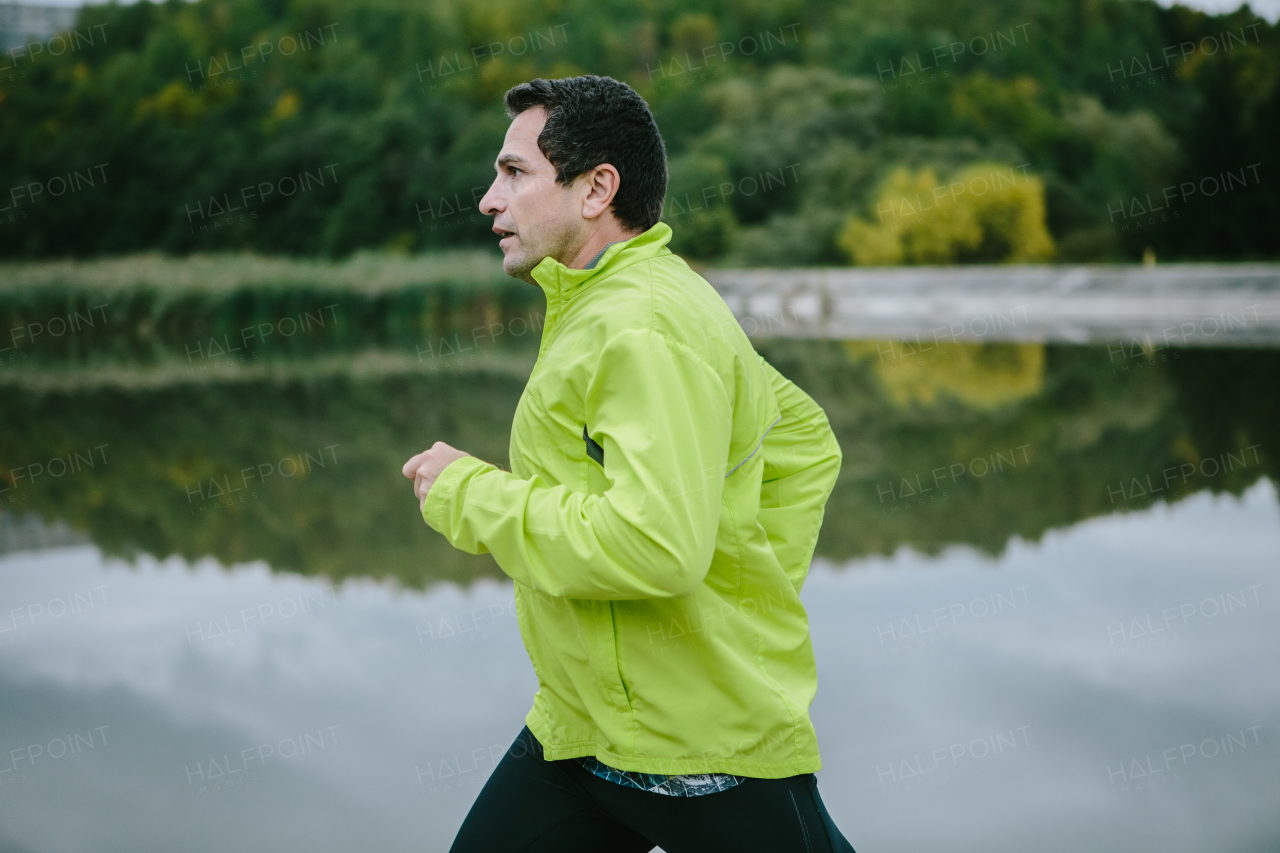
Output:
(402, 75), (853, 853)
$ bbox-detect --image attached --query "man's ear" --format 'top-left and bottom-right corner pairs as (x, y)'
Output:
(579, 163), (622, 221)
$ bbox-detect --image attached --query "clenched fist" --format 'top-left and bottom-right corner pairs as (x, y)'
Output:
(402, 441), (472, 512)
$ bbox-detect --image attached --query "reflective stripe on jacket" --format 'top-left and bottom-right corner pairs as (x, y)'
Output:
(422, 221), (842, 777)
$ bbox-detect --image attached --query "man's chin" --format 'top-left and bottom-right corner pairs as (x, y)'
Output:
(502, 248), (542, 285)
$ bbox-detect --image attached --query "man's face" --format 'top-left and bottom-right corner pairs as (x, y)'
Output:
(479, 107), (582, 284)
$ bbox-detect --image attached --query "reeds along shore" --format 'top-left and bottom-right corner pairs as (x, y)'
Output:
(0, 252), (544, 376)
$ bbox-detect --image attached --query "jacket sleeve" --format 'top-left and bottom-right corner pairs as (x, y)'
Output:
(757, 355), (842, 593)
(421, 328), (733, 600)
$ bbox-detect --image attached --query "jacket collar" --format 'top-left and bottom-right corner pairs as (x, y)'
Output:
(531, 221), (672, 302)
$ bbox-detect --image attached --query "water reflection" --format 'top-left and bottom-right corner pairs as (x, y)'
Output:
(0, 483), (1275, 852)
(1, 339), (1277, 852)
(3, 341), (1276, 585)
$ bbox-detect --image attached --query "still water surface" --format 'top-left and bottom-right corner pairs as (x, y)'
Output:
(1, 338), (1277, 852)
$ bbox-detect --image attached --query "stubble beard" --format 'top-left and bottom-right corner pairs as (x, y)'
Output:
(503, 216), (580, 286)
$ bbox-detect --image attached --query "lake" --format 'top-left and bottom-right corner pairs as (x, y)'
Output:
(1, 332), (1277, 852)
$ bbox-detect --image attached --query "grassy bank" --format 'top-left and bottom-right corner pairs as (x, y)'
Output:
(0, 251), (544, 375)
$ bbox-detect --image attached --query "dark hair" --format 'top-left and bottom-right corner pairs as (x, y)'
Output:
(504, 75), (668, 232)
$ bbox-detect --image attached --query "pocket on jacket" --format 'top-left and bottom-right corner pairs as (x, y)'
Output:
(583, 424), (604, 468)
(593, 601), (632, 712)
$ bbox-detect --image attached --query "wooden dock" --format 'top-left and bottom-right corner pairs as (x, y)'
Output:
(702, 264), (1280, 346)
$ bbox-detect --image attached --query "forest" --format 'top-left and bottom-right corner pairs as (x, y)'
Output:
(1, 0), (1275, 265)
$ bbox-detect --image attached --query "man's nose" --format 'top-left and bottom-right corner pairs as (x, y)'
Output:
(479, 178), (502, 217)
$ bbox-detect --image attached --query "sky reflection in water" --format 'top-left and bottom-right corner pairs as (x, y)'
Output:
(1, 339), (1277, 852)
(1, 481), (1275, 853)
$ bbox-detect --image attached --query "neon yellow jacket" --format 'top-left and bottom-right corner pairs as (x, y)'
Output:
(422, 221), (842, 777)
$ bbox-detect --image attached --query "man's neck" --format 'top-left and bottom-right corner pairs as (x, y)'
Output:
(564, 220), (642, 270)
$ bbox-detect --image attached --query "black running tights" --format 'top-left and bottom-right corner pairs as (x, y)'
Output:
(448, 726), (856, 853)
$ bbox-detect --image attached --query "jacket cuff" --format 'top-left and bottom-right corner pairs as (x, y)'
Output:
(421, 455), (494, 536)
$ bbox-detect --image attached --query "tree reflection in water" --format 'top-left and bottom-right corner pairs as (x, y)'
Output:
(2, 341), (1275, 588)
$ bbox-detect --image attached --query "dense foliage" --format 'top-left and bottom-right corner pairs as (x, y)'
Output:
(0, 0), (1275, 264)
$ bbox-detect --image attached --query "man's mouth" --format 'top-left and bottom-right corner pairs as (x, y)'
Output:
(493, 226), (516, 245)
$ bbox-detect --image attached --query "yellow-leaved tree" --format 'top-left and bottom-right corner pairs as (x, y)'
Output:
(838, 163), (1055, 265)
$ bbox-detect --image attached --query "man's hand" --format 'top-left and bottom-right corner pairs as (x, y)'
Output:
(402, 442), (472, 512)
